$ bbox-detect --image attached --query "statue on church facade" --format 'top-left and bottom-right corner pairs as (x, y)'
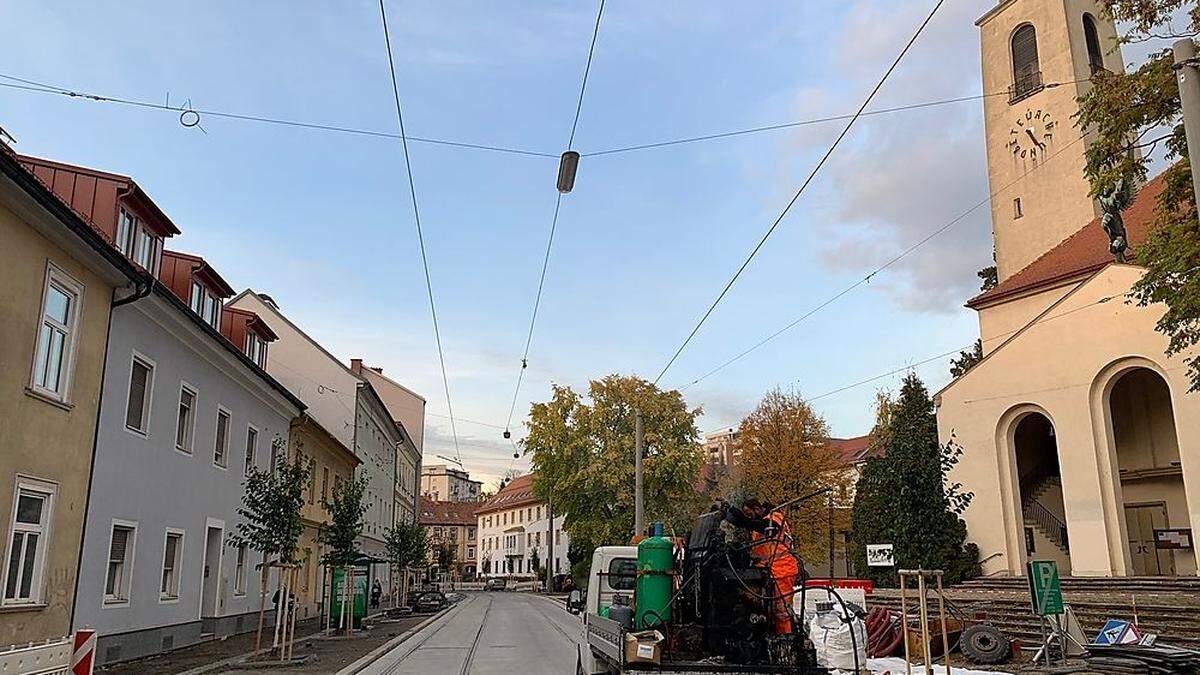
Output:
(1098, 177), (1135, 263)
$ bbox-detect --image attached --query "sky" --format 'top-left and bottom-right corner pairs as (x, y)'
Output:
(0, 1), (1160, 489)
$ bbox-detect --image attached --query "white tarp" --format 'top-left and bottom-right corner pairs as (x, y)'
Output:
(865, 657), (1014, 675)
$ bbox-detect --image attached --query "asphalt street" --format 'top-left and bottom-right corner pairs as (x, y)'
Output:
(359, 592), (582, 674)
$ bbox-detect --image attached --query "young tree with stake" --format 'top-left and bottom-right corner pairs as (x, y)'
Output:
(319, 475), (367, 635)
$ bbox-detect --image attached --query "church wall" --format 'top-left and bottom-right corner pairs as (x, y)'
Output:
(938, 266), (1200, 577)
(977, 282), (1078, 355)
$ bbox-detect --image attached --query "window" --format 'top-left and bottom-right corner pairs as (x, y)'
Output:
(116, 208), (137, 257)
(125, 355), (154, 434)
(1083, 13), (1104, 74)
(246, 333), (268, 368)
(31, 264), (82, 400)
(3, 480), (55, 606)
(243, 426), (258, 477)
(1013, 197), (1023, 219)
(105, 522), (136, 604)
(1010, 24), (1041, 101)
(234, 543), (247, 595)
(607, 558), (637, 591)
(190, 283), (222, 330)
(308, 463), (316, 505)
(189, 282), (204, 314)
(467, 547), (475, 560)
(321, 467), (329, 503)
(176, 384), (196, 452)
(214, 409), (230, 467)
(270, 442), (280, 474)
(160, 530), (183, 600)
(134, 227), (161, 274)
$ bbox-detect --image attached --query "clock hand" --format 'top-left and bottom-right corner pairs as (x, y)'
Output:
(1026, 128), (1039, 145)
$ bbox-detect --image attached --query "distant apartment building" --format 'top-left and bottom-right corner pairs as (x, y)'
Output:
(350, 360), (422, 527)
(419, 499), (478, 580)
(704, 428), (740, 468)
(476, 474), (569, 578)
(9, 155), (306, 664)
(228, 291), (415, 594)
(421, 464), (482, 502)
(0, 148), (144, 644)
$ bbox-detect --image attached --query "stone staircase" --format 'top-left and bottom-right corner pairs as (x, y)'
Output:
(868, 577), (1200, 650)
(1022, 474), (1069, 554)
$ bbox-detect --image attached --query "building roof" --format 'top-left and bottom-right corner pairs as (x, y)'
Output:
(162, 249), (236, 297)
(967, 171), (1168, 309)
(826, 435), (879, 465)
(420, 498), (479, 526)
(475, 474), (540, 516)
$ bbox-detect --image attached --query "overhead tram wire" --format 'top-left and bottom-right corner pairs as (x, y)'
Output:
(502, 0), (607, 444)
(377, 0), (462, 462)
(676, 132), (1089, 391)
(651, 0), (948, 386)
(0, 73), (557, 159)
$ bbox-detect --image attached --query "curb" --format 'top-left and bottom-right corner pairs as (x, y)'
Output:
(175, 629), (326, 675)
(335, 606), (455, 675)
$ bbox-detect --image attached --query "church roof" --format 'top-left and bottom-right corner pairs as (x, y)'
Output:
(967, 171), (1168, 309)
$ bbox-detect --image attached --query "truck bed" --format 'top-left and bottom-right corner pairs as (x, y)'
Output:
(585, 614), (822, 674)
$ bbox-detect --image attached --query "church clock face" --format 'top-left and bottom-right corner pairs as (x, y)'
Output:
(1006, 108), (1056, 160)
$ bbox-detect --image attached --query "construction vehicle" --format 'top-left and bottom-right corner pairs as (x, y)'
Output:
(572, 510), (844, 674)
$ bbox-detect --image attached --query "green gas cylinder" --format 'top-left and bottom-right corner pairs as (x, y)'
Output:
(635, 524), (674, 629)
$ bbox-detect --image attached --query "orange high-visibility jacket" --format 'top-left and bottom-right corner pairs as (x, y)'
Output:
(750, 511), (799, 576)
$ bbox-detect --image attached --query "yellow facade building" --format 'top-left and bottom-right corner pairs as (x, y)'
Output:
(938, 0), (1200, 578)
(0, 147), (143, 641)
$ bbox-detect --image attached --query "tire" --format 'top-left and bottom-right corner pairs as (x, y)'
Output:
(960, 624), (1010, 665)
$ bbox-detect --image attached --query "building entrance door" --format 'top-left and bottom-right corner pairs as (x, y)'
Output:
(1125, 503), (1173, 576)
(200, 525), (224, 617)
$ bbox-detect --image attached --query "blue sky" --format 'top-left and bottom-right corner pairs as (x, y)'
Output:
(2, 1), (1145, 487)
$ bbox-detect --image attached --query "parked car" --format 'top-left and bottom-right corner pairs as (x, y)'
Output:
(484, 577), (506, 592)
(414, 590), (447, 613)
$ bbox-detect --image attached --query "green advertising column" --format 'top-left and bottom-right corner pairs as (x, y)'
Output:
(331, 566), (369, 629)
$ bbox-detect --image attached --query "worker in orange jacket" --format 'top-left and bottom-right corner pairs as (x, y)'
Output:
(723, 498), (799, 634)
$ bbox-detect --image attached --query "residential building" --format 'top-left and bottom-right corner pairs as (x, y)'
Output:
(228, 291), (412, 593)
(938, 0), (1200, 578)
(703, 428), (740, 469)
(475, 474), (569, 578)
(420, 464), (482, 503)
(15, 155), (307, 664)
(289, 414), (360, 621)
(419, 499), (478, 580)
(0, 146), (143, 643)
(349, 360), (422, 528)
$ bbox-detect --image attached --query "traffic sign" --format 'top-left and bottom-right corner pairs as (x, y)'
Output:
(1026, 560), (1064, 616)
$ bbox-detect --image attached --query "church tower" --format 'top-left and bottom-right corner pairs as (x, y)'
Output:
(977, 0), (1125, 282)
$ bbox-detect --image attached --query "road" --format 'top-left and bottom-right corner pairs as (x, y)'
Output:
(359, 592), (582, 674)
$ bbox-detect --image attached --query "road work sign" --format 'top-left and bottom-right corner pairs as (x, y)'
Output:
(1026, 560), (1064, 616)
(866, 544), (894, 567)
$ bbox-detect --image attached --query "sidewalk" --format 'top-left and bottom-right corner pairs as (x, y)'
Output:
(96, 611), (432, 675)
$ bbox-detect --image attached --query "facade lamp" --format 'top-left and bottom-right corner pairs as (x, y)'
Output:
(557, 151), (580, 194)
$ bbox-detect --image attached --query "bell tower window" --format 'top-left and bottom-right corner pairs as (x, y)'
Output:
(1010, 24), (1042, 103)
(1083, 14), (1104, 75)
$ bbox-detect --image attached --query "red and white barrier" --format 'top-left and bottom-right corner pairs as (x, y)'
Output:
(71, 630), (95, 675)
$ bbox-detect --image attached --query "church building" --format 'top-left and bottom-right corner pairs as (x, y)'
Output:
(937, 0), (1200, 577)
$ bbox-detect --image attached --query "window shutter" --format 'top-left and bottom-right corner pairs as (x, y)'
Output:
(110, 528), (129, 562)
(1011, 25), (1039, 79)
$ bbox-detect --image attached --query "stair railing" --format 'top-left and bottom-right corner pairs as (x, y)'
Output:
(1025, 498), (1069, 551)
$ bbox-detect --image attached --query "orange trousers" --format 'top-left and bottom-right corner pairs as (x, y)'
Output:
(770, 573), (796, 634)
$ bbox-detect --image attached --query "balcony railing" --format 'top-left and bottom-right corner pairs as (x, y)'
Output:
(1008, 70), (1044, 104)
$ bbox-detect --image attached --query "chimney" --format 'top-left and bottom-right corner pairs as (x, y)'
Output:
(370, 366), (383, 374)
(350, 358), (363, 375)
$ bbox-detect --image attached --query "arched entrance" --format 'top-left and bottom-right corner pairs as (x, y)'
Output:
(1012, 412), (1072, 573)
(1109, 367), (1193, 576)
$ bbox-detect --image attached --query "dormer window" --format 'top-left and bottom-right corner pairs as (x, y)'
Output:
(189, 282), (222, 330)
(116, 208), (162, 275)
(245, 332), (268, 368)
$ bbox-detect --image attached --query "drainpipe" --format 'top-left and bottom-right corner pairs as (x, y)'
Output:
(112, 273), (153, 308)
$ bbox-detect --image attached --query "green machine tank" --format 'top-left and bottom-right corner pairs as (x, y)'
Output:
(635, 523), (673, 629)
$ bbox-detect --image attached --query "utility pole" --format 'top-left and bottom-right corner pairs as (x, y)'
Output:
(1174, 38), (1200, 212)
(634, 409), (645, 538)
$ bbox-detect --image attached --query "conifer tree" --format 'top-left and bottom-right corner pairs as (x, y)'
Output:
(849, 374), (979, 585)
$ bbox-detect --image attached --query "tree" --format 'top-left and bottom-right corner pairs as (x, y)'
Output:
(434, 539), (457, 575)
(524, 374), (704, 558)
(849, 374), (979, 586)
(529, 548), (542, 579)
(497, 468), (523, 491)
(319, 475), (367, 634)
(1076, 1), (1200, 390)
(734, 388), (850, 563)
(384, 523), (427, 606)
(229, 437), (310, 656)
(977, 265), (998, 292)
(950, 340), (984, 378)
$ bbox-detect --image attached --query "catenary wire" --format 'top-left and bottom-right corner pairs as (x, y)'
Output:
(651, 0), (948, 386)
(378, 0), (461, 461)
(0, 73), (558, 158)
(677, 132), (1088, 391)
(502, 0), (606, 438)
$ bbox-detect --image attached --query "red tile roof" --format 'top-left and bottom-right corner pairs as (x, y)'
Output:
(968, 171), (1168, 309)
(419, 498), (479, 526)
(475, 474), (540, 516)
(827, 435), (879, 465)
